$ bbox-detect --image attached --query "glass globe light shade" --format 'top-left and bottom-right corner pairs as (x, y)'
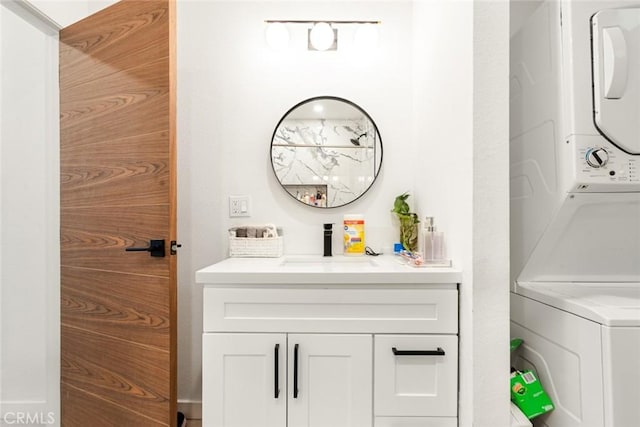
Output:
(310, 22), (334, 51)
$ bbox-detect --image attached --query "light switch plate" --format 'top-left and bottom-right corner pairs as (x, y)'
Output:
(229, 195), (251, 217)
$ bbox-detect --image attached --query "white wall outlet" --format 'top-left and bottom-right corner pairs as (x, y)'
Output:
(229, 195), (251, 217)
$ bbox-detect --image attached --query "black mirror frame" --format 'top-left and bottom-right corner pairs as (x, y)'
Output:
(269, 95), (384, 209)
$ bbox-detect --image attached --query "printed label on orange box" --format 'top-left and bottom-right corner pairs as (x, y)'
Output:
(510, 370), (554, 419)
(343, 215), (365, 255)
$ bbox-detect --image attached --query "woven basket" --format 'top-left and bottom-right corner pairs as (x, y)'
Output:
(229, 235), (284, 258)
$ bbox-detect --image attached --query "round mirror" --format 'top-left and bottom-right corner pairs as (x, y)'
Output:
(270, 96), (383, 208)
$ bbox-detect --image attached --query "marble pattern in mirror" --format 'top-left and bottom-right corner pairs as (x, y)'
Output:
(270, 97), (383, 208)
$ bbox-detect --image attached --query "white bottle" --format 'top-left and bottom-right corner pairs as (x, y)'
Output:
(423, 217), (445, 261)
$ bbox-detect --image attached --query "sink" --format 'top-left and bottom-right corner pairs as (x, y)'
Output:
(280, 256), (379, 268)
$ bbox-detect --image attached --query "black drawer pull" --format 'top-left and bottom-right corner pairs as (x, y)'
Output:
(274, 343), (280, 399)
(293, 344), (299, 398)
(392, 347), (445, 356)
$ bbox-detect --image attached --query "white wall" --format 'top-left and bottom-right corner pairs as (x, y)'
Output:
(471, 2), (510, 426)
(411, 1), (474, 423)
(27, 0), (117, 27)
(28, 0), (91, 27)
(510, 0), (544, 36)
(179, 2), (510, 426)
(177, 0), (418, 403)
(0, 3), (60, 425)
(412, 1), (510, 426)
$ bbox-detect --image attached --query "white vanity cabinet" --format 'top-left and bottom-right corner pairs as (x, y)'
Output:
(203, 332), (372, 427)
(197, 256), (462, 427)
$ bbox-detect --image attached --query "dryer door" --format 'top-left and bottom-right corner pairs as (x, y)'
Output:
(592, 8), (640, 155)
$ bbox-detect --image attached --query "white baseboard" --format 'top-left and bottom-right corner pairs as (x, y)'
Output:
(178, 400), (202, 420)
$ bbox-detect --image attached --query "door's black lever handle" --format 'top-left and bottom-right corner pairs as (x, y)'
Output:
(125, 239), (165, 257)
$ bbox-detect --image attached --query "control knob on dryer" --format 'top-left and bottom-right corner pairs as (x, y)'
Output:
(585, 147), (609, 168)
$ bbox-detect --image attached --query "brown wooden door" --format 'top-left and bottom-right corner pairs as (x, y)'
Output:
(59, 1), (176, 425)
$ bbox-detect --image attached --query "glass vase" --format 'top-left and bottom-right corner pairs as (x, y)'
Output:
(399, 216), (419, 252)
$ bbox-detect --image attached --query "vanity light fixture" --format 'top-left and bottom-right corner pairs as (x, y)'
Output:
(265, 20), (380, 51)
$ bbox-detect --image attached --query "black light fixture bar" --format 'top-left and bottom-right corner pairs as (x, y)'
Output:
(265, 20), (381, 24)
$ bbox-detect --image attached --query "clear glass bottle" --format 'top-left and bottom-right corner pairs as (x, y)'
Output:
(423, 217), (445, 261)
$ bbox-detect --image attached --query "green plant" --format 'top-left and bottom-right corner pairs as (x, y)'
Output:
(391, 192), (420, 252)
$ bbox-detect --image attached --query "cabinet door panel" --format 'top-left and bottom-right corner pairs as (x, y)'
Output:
(375, 335), (458, 417)
(288, 334), (372, 427)
(203, 333), (286, 427)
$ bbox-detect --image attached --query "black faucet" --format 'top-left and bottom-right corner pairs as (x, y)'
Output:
(323, 223), (333, 257)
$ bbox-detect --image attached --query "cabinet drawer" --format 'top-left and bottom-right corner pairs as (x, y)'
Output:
(203, 287), (458, 333)
(375, 335), (458, 417)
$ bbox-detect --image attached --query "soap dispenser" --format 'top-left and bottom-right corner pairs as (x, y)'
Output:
(423, 217), (445, 261)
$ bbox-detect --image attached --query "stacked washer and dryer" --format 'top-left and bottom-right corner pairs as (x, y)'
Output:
(510, 1), (640, 426)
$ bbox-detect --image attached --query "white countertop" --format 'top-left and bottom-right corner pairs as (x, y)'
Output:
(196, 255), (462, 285)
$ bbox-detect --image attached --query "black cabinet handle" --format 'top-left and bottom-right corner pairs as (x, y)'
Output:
(293, 344), (299, 399)
(274, 344), (280, 399)
(125, 239), (165, 257)
(392, 347), (445, 356)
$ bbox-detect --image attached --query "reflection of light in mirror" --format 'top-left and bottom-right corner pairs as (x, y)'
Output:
(354, 24), (379, 50)
(312, 175), (320, 181)
(332, 176), (339, 182)
(313, 104), (324, 113)
(358, 176), (365, 183)
(265, 23), (289, 50)
(323, 175), (329, 181)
